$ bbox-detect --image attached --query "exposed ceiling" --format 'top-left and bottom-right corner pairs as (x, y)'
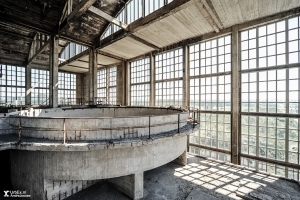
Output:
(0, 0), (300, 73)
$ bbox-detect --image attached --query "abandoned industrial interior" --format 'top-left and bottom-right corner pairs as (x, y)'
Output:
(0, 0), (300, 199)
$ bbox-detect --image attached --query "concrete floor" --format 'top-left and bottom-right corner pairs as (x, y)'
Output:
(65, 154), (300, 200)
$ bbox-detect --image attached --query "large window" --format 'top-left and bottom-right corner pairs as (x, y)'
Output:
(0, 65), (25, 105)
(59, 43), (87, 63)
(130, 58), (150, 106)
(102, 0), (174, 39)
(31, 69), (49, 105)
(58, 72), (76, 106)
(189, 35), (232, 163)
(240, 16), (300, 181)
(155, 48), (183, 107)
(97, 68), (107, 99)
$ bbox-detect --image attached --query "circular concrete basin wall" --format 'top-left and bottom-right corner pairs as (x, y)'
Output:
(9, 107), (189, 141)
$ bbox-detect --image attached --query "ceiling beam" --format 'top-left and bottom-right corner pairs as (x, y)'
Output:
(27, 39), (51, 65)
(0, 17), (52, 36)
(128, 34), (159, 50)
(88, 6), (128, 30)
(98, 50), (127, 61)
(194, 0), (222, 33)
(59, 0), (97, 32)
(0, 29), (33, 41)
(202, 0), (223, 30)
(0, 57), (25, 66)
(62, 64), (88, 70)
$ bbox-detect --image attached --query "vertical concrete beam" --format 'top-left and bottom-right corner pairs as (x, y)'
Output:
(88, 48), (97, 104)
(182, 45), (190, 109)
(49, 35), (58, 108)
(76, 74), (84, 105)
(109, 172), (143, 200)
(231, 26), (240, 165)
(25, 65), (31, 106)
(150, 53), (155, 106)
(125, 61), (131, 106)
(173, 150), (187, 166)
(116, 62), (125, 105)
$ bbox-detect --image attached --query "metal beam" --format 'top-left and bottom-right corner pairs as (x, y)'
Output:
(27, 39), (51, 65)
(88, 6), (128, 30)
(59, 0), (97, 32)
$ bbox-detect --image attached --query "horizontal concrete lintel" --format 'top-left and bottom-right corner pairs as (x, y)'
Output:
(0, 132), (189, 152)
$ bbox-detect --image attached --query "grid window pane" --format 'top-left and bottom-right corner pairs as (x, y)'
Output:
(31, 69), (49, 105)
(0, 65), (25, 105)
(58, 72), (76, 106)
(155, 49), (183, 107)
(130, 58), (150, 106)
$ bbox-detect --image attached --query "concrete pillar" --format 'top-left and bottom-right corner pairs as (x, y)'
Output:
(182, 45), (189, 109)
(76, 74), (84, 105)
(231, 25), (240, 165)
(125, 61), (130, 106)
(109, 172), (143, 200)
(25, 65), (31, 106)
(149, 53), (155, 106)
(88, 48), (97, 105)
(116, 62), (125, 105)
(49, 35), (58, 108)
(172, 150), (187, 166)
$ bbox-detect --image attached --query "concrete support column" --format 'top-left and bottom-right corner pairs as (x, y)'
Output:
(76, 74), (84, 105)
(25, 65), (31, 106)
(182, 45), (189, 109)
(88, 48), (97, 105)
(150, 53), (155, 106)
(173, 150), (187, 166)
(109, 172), (143, 200)
(125, 61), (130, 106)
(49, 35), (58, 108)
(116, 62), (126, 105)
(231, 26), (240, 165)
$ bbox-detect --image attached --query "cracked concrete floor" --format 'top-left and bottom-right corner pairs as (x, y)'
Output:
(66, 154), (300, 200)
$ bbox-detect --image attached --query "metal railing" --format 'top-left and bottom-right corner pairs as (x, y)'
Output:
(6, 112), (188, 145)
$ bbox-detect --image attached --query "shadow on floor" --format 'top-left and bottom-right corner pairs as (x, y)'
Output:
(65, 154), (300, 200)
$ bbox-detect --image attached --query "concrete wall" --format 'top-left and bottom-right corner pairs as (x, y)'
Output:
(44, 179), (99, 200)
(10, 150), (45, 200)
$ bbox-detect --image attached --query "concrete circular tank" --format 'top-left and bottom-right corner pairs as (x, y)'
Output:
(7, 106), (191, 200)
(9, 106), (189, 141)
